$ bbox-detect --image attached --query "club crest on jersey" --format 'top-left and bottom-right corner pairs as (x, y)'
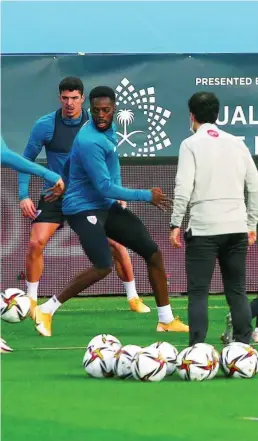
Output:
(87, 216), (97, 225)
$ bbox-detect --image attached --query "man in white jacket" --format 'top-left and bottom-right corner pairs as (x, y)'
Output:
(169, 91), (258, 346)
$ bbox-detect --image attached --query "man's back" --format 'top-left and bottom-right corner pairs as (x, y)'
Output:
(175, 123), (258, 235)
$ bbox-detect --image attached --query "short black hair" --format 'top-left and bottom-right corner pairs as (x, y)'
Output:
(59, 76), (84, 95)
(89, 86), (116, 103)
(188, 92), (219, 124)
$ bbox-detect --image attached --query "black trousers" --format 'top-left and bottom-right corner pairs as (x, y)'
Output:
(185, 232), (252, 346)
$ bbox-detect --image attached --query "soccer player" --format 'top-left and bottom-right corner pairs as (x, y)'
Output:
(170, 92), (258, 346)
(35, 86), (189, 337)
(19, 77), (149, 320)
(1, 137), (65, 352)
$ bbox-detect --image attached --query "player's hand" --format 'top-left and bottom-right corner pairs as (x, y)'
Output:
(20, 198), (37, 219)
(151, 188), (172, 211)
(248, 231), (257, 246)
(169, 228), (182, 248)
(118, 200), (127, 209)
(44, 178), (65, 202)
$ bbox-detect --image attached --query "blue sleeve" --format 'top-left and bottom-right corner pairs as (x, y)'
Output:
(18, 117), (51, 200)
(1, 140), (60, 184)
(111, 125), (121, 186)
(79, 142), (152, 202)
(113, 158), (122, 186)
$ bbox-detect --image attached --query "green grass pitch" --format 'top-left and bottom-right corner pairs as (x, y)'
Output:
(1, 295), (258, 441)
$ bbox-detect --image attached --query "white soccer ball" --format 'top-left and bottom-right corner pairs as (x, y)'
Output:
(113, 345), (141, 379)
(131, 346), (167, 382)
(87, 334), (122, 352)
(83, 344), (115, 378)
(149, 342), (178, 376)
(220, 342), (258, 379)
(1, 289), (30, 323)
(194, 343), (220, 380)
(176, 343), (219, 381)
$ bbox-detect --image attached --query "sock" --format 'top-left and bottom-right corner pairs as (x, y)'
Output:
(40, 296), (62, 316)
(123, 280), (139, 301)
(157, 304), (174, 324)
(26, 281), (39, 301)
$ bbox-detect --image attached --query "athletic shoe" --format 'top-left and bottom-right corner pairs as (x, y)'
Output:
(0, 338), (13, 353)
(128, 297), (151, 313)
(252, 329), (258, 343)
(35, 306), (52, 337)
(156, 317), (189, 332)
(30, 298), (37, 320)
(220, 313), (233, 345)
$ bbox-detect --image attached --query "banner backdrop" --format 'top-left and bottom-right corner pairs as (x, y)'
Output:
(1, 53), (258, 157)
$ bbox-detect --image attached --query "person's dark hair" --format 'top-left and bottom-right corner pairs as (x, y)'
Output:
(188, 92), (219, 124)
(59, 77), (84, 95)
(89, 86), (116, 103)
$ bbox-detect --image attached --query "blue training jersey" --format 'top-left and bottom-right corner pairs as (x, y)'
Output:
(1, 137), (60, 184)
(18, 111), (85, 201)
(62, 120), (152, 214)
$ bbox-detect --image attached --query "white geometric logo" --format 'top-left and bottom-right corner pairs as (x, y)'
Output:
(117, 109), (144, 148)
(115, 77), (172, 157)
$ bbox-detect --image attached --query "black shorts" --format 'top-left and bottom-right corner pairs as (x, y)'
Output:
(32, 196), (65, 227)
(66, 202), (158, 269)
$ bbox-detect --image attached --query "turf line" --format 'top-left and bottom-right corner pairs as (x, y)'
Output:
(58, 305), (230, 312)
(241, 417), (258, 422)
(14, 342), (258, 352)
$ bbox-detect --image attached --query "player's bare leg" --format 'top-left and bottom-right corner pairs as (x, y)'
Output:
(35, 266), (112, 336)
(147, 250), (189, 332)
(26, 222), (60, 319)
(108, 238), (150, 313)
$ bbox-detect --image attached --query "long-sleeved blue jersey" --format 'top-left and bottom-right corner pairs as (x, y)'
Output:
(1, 137), (60, 184)
(18, 110), (87, 201)
(62, 120), (152, 214)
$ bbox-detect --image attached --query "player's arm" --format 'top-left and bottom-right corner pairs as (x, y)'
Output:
(19, 116), (56, 217)
(244, 145), (258, 244)
(79, 141), (152, 202)
(1, 139), (65, 202)
(2, 138), (57, 181)
(79, 140), (170, 210)
(113, 156), (126, 207)
(170, 140), (195, 228)
(18, 120), (47, 202)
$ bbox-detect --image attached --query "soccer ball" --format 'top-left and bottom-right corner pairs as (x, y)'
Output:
(1, 289), (30, 323)
(176, 343), (219, 381)
(220, 342), (258, 379)
(83, 345), (115, 378)
(87, 334), (122, 352)
(113, 345), (141, 379)
(149, 342), (178, 376)
(131, 346), (167, 382)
